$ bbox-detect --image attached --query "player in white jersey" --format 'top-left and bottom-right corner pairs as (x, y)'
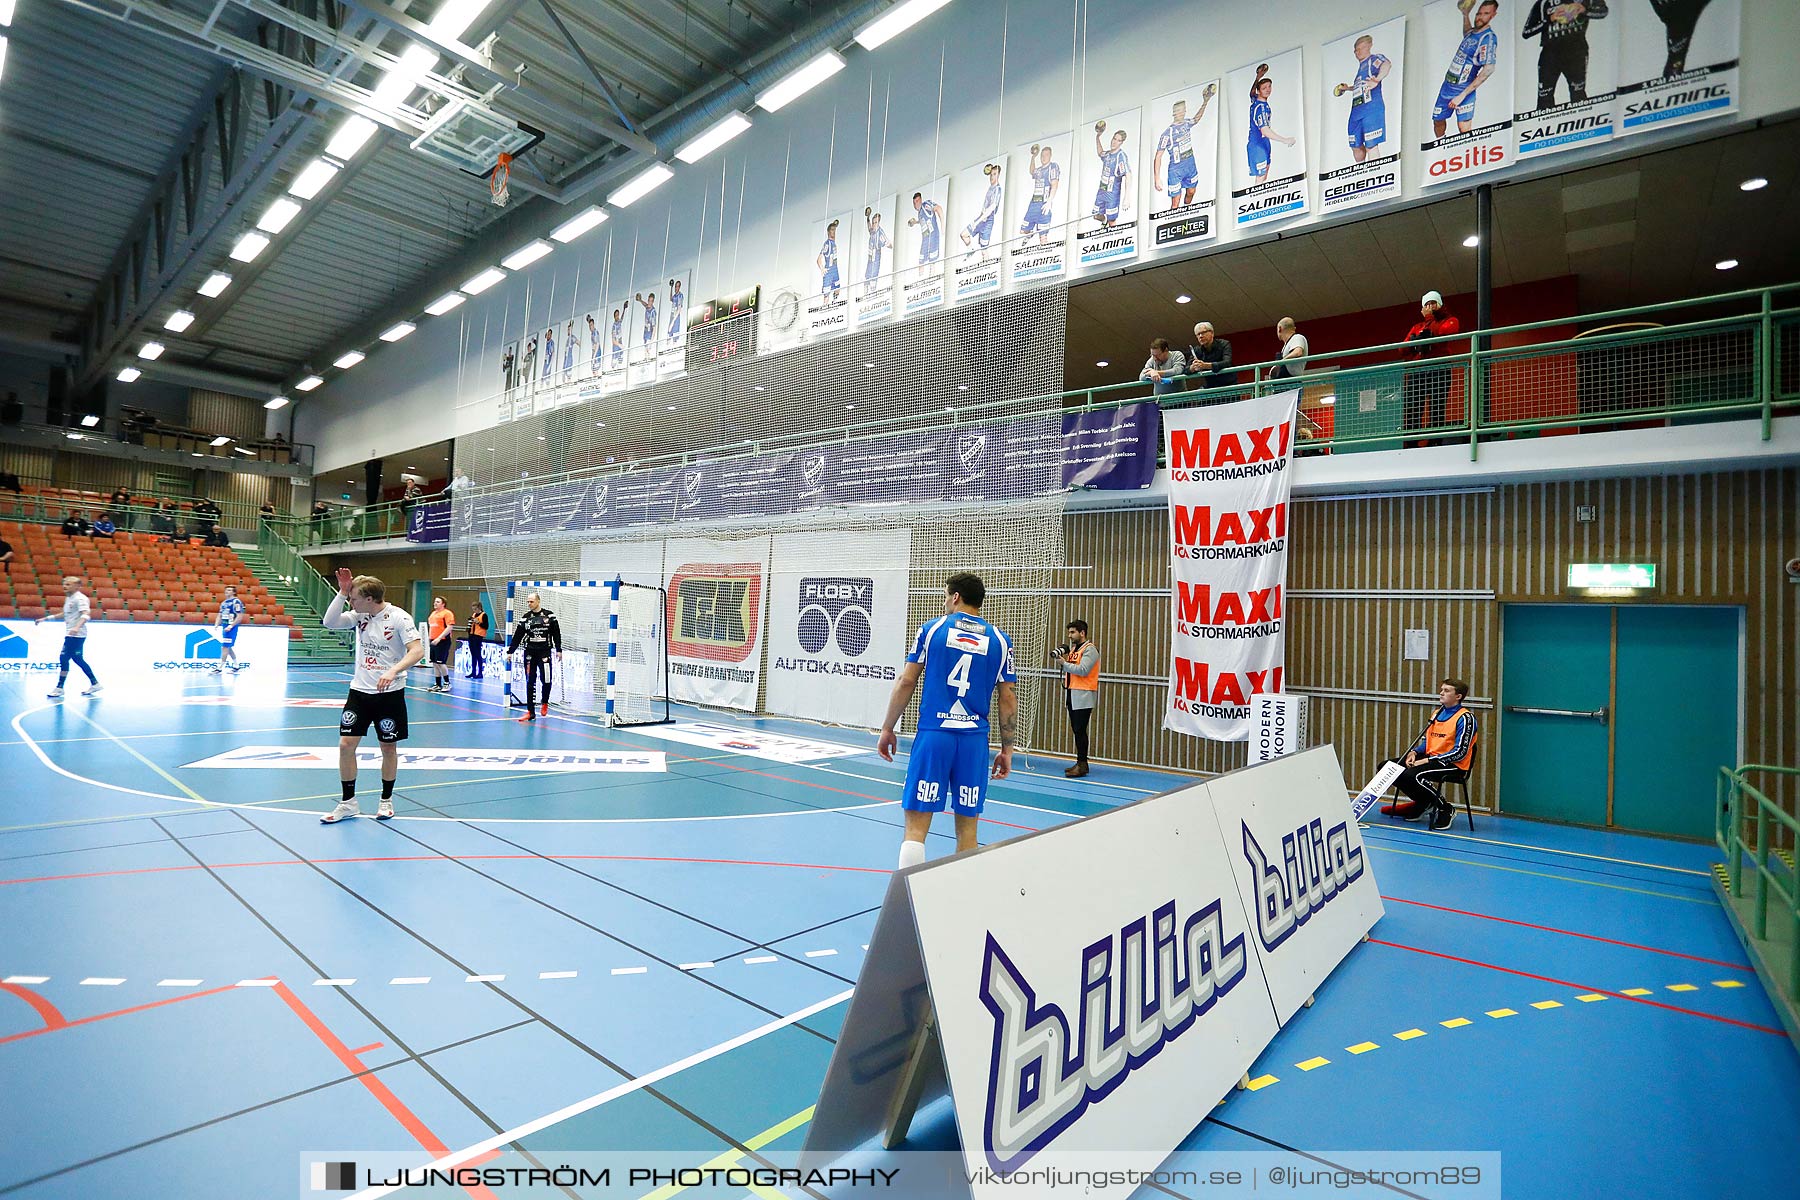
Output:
(863, 208), (891, 281)
(1018, 145), (1062, 247)
(319, 570), (424, 823)
(960, 164), (1003, 249)
(37, 574), (101, 698)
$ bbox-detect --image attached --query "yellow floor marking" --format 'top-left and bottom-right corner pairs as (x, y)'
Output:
(1346, 1041), (1380, 1054)
(1620, 988), (1653, 997)
(1575, 993), (1608, 1002)
(1712, 980), (1747, 989)
(636, 1105), (814, 1200)
(1485, 1008), (1517, 1019)
(1441, 1017), (1472, 1028)
(1531, 1000), (1563, 1010)
(1245, 1074), (1279, 1091)
(1394, 1028), (1427, 1041)
(1295, 1056), (1331, 1071)
(1665, 983), (1698, 992)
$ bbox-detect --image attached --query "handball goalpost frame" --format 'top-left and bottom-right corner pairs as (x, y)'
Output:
(502, 578), (672, 727)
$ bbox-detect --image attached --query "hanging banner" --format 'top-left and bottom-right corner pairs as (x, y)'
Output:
(405, 500), (450, 543)
(901, 176), (951, 317)
(1616, 0), (1739, 137)
(628, 287), (660, 389)
(1162, 392), (1298, 742)
(1420, 0), (1515, 187)
(1062, 402), (1158, 490)
(656, 269), (692, 379)
(1076, 107), (1141, 266)
(1514, 1), (1620, 159)
(807, 212), (855, 341)
(855, 195), (898, 327)
(1006, 132), (1071, 286)
(1319, 19), (1406, 215)
(600, 296), (629, 393)
(951, 159), (1007, 302)
(1228, 50), (1311, 228)
(764, 528), (912, 729)
(1147, 83), (1222, 247)
(663, 535), (770, 711)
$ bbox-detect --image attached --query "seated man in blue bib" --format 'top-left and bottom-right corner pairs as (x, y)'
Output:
(878, 572), (1019, 869)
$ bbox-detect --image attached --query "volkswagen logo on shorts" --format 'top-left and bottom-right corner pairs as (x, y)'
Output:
(797, 577), (873, 657)
(340, 710), (355, 727)
(378, 718), (397, 736)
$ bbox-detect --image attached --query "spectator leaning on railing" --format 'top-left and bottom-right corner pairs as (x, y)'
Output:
(1270, 317), (1309, 381)
(1185, 322), (1237, 396)
(1140, 338), (1187, 396)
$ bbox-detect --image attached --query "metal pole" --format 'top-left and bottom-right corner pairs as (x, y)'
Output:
(1760, 288), (1774, 441)
(1471, 184), (1494, 460)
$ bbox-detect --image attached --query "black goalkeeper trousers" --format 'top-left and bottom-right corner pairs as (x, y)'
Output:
(523, 654), (554, 709)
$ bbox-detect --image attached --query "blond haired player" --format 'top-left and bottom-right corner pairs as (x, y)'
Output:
(320, 569), (423, 823)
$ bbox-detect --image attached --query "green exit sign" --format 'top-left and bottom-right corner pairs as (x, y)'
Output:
(1568, 562), (1657, 590)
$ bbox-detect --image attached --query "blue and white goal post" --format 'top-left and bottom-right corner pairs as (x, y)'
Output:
(503, 579), (672, 726)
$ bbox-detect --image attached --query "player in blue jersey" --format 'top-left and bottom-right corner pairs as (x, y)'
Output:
(909, 192), (944, 264)
(635, 293), (658, 346)
(1089, 121), (1131, 227)
(1334, 35), (1393, 163)
(1434, 1), (1501, 138)
(1246, 64), (1297, 183)
(878, 573), (1018, 867)
(562, 320), (575, 376)
(666, 278), (685, 341)
(610, 308), (624, 367)
(1152, 84), (1215, 212)
(960, 163), (1003, 249)
(586, 313), (601, 373)
(213, 584), (246, 673)
(817, 219), (842, 300)
(541, 326), (555, 380)
(863, 208), (891, 281)
(1017, 144), (1062, 247)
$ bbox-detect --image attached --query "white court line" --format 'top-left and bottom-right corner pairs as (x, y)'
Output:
(314, 978), (356, 987)
(389, 976), (430, 986)
(678, 962), (714, 971)
(4, 975), (49, 984)
(346, 988), (854, 1200)
(743, 955), (778, 965)
(609, 966), (647, 976)
(235, 978), (279, 987)
(157, 978), (203, 987)
(539, 970), (578, 980)
(79, 977), (125, 986)
(466, 974), (506, 983)
(803, 948), (837, 958)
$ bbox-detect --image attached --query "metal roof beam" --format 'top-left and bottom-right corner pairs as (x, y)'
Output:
(533, 0), (638, 135)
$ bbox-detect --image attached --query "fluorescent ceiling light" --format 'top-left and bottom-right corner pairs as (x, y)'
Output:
(164, 310), (195, 332)
(426, 0), (490, 38)
(379, 321), (416, 342)
(0, 37), (8, 85)
(424, 291), (466, 315)
(675, 112), (751, 163)
(199, 271), (232, 297)
(257, 197), (302, 234)
(116, 367), (141, 382)
(756, 50), (846, 112)
(855, 0), (954, 50)
(80, 414), (100, 428)
(1462, 234), (1480, 248)
(229, 231), (270, 261)
(460, 266), (506, 294)
(1716, 258), (1739, 270)
(325, 116), (379, 160)
(371, 44), (438, 111)
(234, 446), (258, 456)
(138, 342), (165, 360)
(210, 435), (233, 447)
(1175, 295), (1191, 304)
(294, 376), (323, 392)
(610, 162), (674, 208)
(1095, 359), (1109, 368)
(1740, 177), (1769, 192)
(0, 1), (15, 26)
(333, 350), (366, 369)
(265, 395), (293, 410)
(549, 206), (608, 243)
(501, 239), (553, 270)
(288, 158), (340, 200)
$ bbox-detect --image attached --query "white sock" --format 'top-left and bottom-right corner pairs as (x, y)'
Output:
(897, 839), (927, 870)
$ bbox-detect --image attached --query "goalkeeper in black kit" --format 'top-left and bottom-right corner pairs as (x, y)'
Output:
(507, 592), (562, 723)
(1523, 1), (1607, 108)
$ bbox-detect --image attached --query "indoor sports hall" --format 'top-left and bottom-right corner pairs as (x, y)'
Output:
(3, 1), (1799, 1198)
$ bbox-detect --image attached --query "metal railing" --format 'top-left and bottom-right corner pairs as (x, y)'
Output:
(1716, 764), (1800, 1001)
(0, 478), (279, 537)
(255, 518), (343, 623)
(302, 281), (1800, 548)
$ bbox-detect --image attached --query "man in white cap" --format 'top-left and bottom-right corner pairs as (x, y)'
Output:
(1401, 290), (1463, 442)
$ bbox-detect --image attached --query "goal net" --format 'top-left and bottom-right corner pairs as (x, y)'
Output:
(502, 579), (671, 727)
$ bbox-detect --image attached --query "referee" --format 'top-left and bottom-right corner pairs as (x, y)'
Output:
(1055, 619), (1099, 777)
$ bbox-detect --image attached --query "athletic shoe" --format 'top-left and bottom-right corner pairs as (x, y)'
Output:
(517, 713), (535, 723)
(82, 684), (102, 696)
(320, 800), (360, 824)
(540, 702), (550, 717)
(45, 687), (64, 699)
(209, 664), (222, 673)
(1428, 803), (1455, 832)
(1402, 798), (1437, 822)
(377, 800), (395, 820)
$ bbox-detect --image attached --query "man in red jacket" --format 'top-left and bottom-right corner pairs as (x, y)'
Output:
(1401, 290), (1462, 441)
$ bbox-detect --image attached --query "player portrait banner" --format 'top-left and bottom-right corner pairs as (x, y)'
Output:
(1147, 83), (1222, 247)
(1319, 19), (1406, 215)
(600, 294), (629, 394)
(1514, 0), (1620, 159)
(1228, 51), (1311, 228)
(1420, 0), (1515, 187)
(1076, 107), (1140, 267)
(951, 159), (1007, 302)
(663, 535), (770, 711)
(1616, 0), (1739, 137)
(1162, 392), (1299, 742)
(855, 195), (898, 327)
(1007, 132), (1071, 286)
(901, 176), (951, 317)
(627, 283), (662, 389)
(764, 528), (912, 729)
(807, 212), (855, 341)
(656, 269), (692, 379)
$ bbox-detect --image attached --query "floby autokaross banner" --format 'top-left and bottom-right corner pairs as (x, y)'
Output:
(763, 528), (912, 729)
(1163, 391), (1298, 741)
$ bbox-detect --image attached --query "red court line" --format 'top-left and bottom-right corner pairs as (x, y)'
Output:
(1368, 938), (1784, 1036)
(0, 982), (239, 1046)
(0, 979), (68, 1032)
(269, 979), (501, 1199)
(349, 1041), (384, 1056)
(2, 852), (891, 887)
(1386, 896), (1754, 972)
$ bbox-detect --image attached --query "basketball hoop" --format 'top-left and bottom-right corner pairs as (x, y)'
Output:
(490, 152), (512, 207)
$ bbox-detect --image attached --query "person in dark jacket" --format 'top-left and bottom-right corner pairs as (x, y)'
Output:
(1185, 321), (1238, 395)
(506, 593), (562, 722)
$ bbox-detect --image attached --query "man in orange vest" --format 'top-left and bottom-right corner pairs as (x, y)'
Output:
(1380, 677), (1478, 831)
(426, 596), (457, 694)
(1056, 619), (1100, 777)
